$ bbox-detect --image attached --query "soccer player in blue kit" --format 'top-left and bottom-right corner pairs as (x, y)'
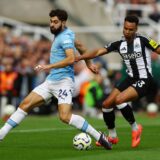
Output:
(0, 9), (112, 150)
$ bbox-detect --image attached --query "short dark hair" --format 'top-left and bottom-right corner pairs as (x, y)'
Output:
(125, 15), (139, 25)
(49, 9), (68, 21)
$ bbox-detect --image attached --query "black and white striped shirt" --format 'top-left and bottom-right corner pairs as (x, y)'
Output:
(105, 34), (160, 79)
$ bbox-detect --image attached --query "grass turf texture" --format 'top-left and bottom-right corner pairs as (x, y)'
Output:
(0, 113), (160, 160)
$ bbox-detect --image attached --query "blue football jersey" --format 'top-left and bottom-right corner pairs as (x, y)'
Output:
(46, 27), (76, 81)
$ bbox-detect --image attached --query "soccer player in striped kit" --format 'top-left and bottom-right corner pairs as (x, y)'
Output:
(76, 15), (160, 148)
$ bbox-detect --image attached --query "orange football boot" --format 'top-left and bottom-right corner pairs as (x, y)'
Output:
(132, 124), (143, 148)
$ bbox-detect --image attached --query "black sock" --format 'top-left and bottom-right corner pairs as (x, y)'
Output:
(120, 104), (135, 125)
(103, 109), (115, 129)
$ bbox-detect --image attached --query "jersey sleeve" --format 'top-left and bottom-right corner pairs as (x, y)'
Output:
(104, 41), (121, 53)
(61, 34), (75, 50)
(141, 35), (160, 51)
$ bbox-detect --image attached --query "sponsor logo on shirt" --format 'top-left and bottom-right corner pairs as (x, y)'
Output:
(121, 52), (142, 60)
(135, 43), (140, 49)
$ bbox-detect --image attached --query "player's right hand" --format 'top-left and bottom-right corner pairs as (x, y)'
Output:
(34, 64), (50, 71)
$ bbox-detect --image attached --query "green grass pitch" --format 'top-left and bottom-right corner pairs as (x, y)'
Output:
(0, 113), (160, 160)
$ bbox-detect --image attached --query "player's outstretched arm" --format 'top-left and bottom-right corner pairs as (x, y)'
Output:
(75, 39), (108, 60)
(75, 39), (99, 74)
(34, 48), (74, 72)
(77, 47), (108, 61)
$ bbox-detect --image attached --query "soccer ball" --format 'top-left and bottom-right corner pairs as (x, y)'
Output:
(73, 132), (92, 150)
(146, 103), (158, 117)
(2, 104), (16, 121)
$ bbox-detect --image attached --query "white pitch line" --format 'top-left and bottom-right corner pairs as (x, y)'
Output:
(10, 125), (107, 133)
(10, 123), (160, 134)
(11, 127), (76, 133)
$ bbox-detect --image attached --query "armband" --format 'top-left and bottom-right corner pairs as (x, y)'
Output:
(149, 39), (159, 49)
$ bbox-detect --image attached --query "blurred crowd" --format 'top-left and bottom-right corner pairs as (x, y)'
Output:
(0, 27), (51, 116)
(101, 0), (160, 23)
(1, 26), (160, 118)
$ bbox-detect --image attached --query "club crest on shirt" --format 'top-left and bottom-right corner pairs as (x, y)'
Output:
(135, 43), (140, 49)
(63, 39), (72, 44)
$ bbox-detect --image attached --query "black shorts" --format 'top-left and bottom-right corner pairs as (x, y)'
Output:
(115, 76), (156, 98)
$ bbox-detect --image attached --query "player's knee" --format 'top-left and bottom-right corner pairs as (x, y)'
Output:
(115, 96), (124, 105)
(102, 100), (112, 108)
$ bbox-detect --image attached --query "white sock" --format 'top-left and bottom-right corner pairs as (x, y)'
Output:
(0, 108), (27, 140)
(108, 128), (117, 138)
(131, 122), (138, 131)
(116, 103), (128, 109)
(69, 114), (100, 141)
(0, 123), (12, 140)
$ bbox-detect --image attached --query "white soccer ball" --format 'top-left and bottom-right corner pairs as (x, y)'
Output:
(2, 104), (16, 121)
(4, 104), (16, 115)
(73, 132), (92, 150)
(146, 103), (159, 117)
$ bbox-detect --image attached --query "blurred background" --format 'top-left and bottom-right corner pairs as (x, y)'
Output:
(0, 0), (160, 120)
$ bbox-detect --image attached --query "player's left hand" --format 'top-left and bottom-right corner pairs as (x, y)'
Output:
(34, 64), (50, 71)
(87, 63), (99, 74)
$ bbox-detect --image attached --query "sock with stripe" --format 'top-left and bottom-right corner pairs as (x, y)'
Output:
(117, 103), (138, 130)
(102, 108), (117, 137)
(0, 108), (27, 140)
(69, 114), (100, 141)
